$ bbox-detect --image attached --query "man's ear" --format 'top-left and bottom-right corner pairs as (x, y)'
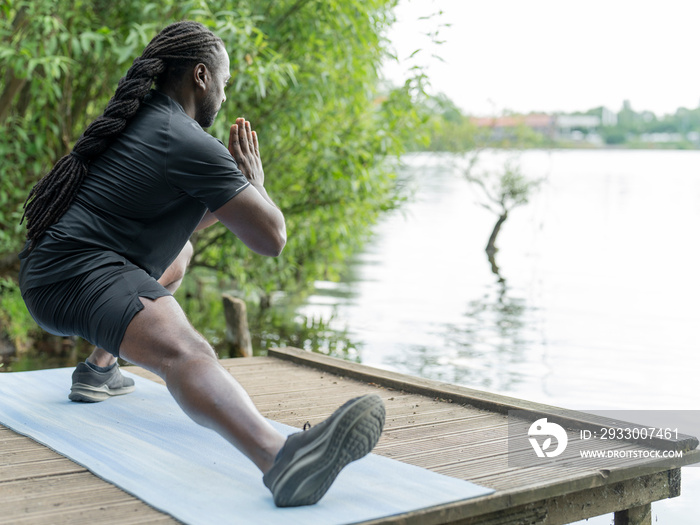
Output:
(193, 63), (209, 90)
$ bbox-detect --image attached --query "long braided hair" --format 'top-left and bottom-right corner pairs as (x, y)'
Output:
(21, 21), (223, 248)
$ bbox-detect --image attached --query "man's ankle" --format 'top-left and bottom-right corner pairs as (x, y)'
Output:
(85, 359), (117, 373)
(86, 347), (118, 369)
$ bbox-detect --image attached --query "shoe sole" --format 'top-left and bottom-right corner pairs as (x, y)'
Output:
(270, 394), (386, 507)
(69, 382), (135, 403)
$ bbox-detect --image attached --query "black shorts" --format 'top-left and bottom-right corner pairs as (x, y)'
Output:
(21, 263), (171, 357)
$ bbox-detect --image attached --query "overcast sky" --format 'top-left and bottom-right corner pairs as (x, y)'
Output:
(381, 0), (700, 116)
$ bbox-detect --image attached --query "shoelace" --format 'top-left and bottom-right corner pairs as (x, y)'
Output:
(303, 422), (311, 431)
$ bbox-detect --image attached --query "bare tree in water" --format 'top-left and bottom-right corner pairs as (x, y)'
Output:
(463, 154), (544, 275)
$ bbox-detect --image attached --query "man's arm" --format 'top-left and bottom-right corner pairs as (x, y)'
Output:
(213, 118), (286, 257)
(194, 210), (219, 231)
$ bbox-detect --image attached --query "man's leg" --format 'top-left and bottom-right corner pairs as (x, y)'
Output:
(119, 294), (285, 472)
(85, 241), (194, 368)
(119, 293), (385, 507)
(71, 242), (194, 402)
(157, 240), (194, 294)
(75, 239), (384, 504)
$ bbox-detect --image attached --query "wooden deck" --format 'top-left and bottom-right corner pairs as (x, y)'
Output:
(1, 346), (698, 524)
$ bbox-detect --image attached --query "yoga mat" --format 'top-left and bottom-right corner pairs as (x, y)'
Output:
(0, 368), (494, 524)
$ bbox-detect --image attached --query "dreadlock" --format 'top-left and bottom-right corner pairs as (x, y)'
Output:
(21, 21), (224, 247)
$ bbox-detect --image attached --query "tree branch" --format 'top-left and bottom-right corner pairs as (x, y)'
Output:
(0, 75), (27, 124)
(273, 0), (312, 30)
(0, 6), (30, 125)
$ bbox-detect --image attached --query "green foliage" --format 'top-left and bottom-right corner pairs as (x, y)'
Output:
(0, 278), (36, 353)
(409, 93), (479, 153)
(192, 0), (429, 295)
(586, 102), (700, 148)
(250, 307), (361, 362)
(173, 267), (361, 361)
(0, 0), (158, 257)
(601, 128), (627, 145)
(0, 0), (427, 307)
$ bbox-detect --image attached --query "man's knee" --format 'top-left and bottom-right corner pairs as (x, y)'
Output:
(173, 240), (194, 277)
(131, 331), (217, 381)
(160, 336), (217, 374)
(159, 241), (194, 291)
(180, 240), (194, 265)
(120, 295), (215, 375)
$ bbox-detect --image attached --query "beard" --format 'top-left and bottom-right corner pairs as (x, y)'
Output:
(198, 93), (220, 129)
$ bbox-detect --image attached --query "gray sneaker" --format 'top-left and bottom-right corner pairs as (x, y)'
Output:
(263, 393), (386, 507)
(69, 362), (135, 402)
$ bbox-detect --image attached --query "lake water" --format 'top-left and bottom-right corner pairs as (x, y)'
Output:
(294, 150), (700, 523)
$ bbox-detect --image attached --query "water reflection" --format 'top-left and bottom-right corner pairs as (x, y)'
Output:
(383, 259), (544, 392)
(282, 149), (700, 412)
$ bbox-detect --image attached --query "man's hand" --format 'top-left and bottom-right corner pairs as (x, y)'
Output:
(215, 117), (286, 257)
(228, 117), (264, 186)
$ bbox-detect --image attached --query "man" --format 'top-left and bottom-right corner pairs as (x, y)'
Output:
(18, 21), (384, 508)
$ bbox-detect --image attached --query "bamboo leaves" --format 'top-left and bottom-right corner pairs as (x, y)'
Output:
(0, 0), (426, 304)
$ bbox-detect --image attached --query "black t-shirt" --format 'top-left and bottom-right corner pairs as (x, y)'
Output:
(19, 90), (250, 289)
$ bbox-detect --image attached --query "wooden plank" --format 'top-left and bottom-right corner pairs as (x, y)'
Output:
(0, 459), (175, 523)
(2, 482), (134, 514)
(1, 471), (128, 500)
(468, 470), (672, 525)
(0, 431), (173, 524)
(614, 503), (652, 525)
(0, 457), (86, 483)
(360, 469), (680, 525)
(269, 347), (699, 452)
(2, 354), (697, 525)
(259, 348), (700, 520)
(0, 499), (175, 525)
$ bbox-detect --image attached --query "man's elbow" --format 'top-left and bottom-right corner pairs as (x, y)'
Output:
(270, 233), (286, 257)
(262, 228), (286, 257)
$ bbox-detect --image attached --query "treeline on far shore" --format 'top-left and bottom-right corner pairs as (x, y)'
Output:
(417, 94), (700, 151)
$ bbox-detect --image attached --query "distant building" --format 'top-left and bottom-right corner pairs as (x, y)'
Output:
(640, 132), (685, 143)
(555, 114), (601, 131)
(555, 115), (601, 142)
(601, 107), (617, 126)
(471, 113), (607, 143)
(470, 114), (555, 140)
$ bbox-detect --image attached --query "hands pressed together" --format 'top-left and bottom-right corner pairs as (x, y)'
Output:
(218, 116), (285, 256)
(228, 117), (264, 186)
